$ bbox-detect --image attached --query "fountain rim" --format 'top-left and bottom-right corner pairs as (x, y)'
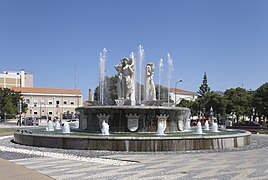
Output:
(14, 129), (251, 140)
(13, 129), (251, 151)
(76, 106), (190, 110)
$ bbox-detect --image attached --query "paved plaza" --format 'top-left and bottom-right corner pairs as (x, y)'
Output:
(0, 133), (268, 180)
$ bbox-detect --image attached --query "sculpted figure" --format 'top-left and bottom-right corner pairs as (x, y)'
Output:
(114, 58), (134, 99)
(114, 63), (123, 99)
(145, 63), (156, 101)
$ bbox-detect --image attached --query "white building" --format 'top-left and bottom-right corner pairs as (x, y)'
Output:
(169, 87), (198, 105)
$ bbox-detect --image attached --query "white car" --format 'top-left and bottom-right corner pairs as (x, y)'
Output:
(67, 119), (79, 129)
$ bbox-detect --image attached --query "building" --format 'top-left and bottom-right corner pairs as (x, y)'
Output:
(11, 87), (82, 119)
(155, 84), (197, 104)
(169, 88), (198, 105)
(0, 70), (33, 88)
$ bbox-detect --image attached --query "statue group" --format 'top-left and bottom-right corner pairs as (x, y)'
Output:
(115, 58), (156, 104)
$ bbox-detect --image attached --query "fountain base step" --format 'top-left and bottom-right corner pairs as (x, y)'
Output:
(14, 130), (251, 152)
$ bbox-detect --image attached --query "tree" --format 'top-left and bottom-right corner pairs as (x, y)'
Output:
(197, 72), (210, 97)
(202, 91), (226, 120)
(224, 87), (251, 121)
(178, 99), (200, 117)
(252, 83), (268, 119)
(178, 99), (192, 108)
(94, 76), (117, 105)
(0, 88), (27, 118)
(186, 91), (225, 119)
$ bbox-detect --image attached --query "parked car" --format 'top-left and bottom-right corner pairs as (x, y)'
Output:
(18, 117), (39, 126)
(67, 119), (79, 129)
(234, 121), (261, 127)
(227, 120), (262, 133)
(39, 116), (51, 120)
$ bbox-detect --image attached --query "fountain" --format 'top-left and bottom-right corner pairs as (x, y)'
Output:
(156, 114), (168, 135)
(184, 111), (191, 131)
(196, 121), (203, 134)
(73, 120), (79, 129)
(54, 120), (61, 130)
(185, 121), (191, 131)
(14, 46), (251, 151)
(167, 53), (174, 106)
(158, 59), (163, 100)
(101, 120), (110, 135)
(46, 120), (54, 131)
(204, 120), (210, 130)
(62, 122), (70, 133)
(137, 45), (144, 105)
(129, 52), (136, 106)
(99, 48), (107, 105)
(211, 120), (219, 132)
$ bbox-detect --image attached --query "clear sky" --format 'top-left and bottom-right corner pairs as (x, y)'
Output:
(1, 0), (268, 99)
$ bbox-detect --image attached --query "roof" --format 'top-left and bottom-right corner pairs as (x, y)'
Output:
(169, 88), (197, 95)
(155, 84), (196, 95)
(10, 87), (81, 95)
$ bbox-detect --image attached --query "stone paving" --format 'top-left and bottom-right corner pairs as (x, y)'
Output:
(0, 134), (267, 179)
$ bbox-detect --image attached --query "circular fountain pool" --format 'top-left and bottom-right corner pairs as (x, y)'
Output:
(14, 128), (251, 152)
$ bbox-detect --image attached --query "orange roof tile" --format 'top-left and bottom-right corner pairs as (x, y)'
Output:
(155, 84), (196, 95)
(10, 87), (81, 95)
(169, 88), (196, 95)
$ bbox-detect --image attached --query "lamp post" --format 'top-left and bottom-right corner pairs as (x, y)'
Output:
(174, 80), (183, 106)
(40, 102), (45, 124)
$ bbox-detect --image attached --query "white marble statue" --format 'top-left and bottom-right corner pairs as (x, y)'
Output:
(114, 63), (123, 99)
(114, 58), (134, 100)
(145, 63), (156, 101)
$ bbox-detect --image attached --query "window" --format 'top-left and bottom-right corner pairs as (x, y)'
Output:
(34, 99), (37, 104)
(25, 99), (30, 104)
(41, 99), (45, 104)
(70, 101), (75, 105)
(56, 100), (60, 105)
(48, 111), (53, 115)
(34, 99), (38, 107)
(34, 111), (38, 115)
(48, 100), (53, 105)
(63, 100), (67, 105)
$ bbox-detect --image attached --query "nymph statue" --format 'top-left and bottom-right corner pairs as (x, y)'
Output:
(145, 63), (156, 101)
(114, 58), (134, 100)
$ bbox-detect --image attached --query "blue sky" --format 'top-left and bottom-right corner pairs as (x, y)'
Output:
(1, 0), (268, 99)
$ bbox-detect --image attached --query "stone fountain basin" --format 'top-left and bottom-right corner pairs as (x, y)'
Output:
(76, 106), (190, 132)
(14, 129), (251, 152)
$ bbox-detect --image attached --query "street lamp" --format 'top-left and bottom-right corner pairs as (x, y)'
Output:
(174, 80), (183, 106)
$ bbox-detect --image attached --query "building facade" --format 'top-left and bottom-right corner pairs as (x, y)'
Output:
(11, 87), (82, 119)
(169, 88), (198, 105)
(0, 70), (33, 88)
